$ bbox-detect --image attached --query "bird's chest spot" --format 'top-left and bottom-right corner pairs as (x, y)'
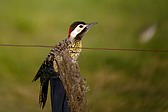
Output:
(69, 41), (82, 60)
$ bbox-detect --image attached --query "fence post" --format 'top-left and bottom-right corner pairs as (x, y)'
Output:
(53, 50), (89, 112)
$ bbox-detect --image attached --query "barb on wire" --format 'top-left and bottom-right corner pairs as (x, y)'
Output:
(0, 44), (168, 53)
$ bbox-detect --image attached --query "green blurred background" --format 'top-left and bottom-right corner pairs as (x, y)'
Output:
(0, 0), (168, 112)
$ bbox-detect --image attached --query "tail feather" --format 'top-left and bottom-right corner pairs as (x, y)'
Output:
(38, 67), (53, 109)
(39, 80), (49, 109)
(33, 60), (56, 109)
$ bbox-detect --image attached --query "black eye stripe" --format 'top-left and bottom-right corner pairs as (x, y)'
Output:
(79, 25), (83, 28)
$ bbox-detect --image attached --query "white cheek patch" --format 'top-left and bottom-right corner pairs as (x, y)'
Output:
(70, 30), (78, 38)
(70, 25), (87, 39)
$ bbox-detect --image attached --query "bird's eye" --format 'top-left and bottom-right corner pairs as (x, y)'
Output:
(79, 25), (83, 28)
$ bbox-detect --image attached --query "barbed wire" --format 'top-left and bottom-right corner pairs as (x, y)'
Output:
(0, 44), (168, 53)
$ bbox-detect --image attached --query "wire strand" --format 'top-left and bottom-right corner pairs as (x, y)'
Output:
(81, 47), (168, 53)
(0, 44), (168, 53)
(0, 44), (53, 48)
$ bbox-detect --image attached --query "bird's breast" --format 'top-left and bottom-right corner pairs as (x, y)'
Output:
(69, 41), (82, 61)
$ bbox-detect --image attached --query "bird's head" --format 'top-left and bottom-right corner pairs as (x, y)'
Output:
(68, 21), (97, 42)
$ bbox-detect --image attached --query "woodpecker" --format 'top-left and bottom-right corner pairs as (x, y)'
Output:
(32, 21), (97, 109)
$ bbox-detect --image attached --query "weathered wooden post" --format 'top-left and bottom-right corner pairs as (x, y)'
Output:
(52, 49), (89, 112)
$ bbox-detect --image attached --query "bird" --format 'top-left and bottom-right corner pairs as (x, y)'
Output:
(32, 21), (97, 111)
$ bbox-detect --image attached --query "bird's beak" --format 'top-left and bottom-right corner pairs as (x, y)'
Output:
(86, 22), (98, 30)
